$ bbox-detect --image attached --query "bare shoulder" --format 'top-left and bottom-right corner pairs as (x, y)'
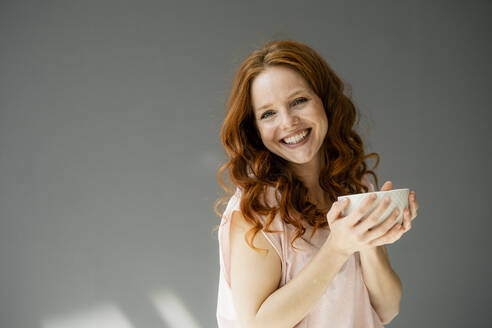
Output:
(229, 209), (281, 263)
(229, 210), (282, 323)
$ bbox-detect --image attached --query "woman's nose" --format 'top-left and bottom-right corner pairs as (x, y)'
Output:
(280, 110), (299, 128)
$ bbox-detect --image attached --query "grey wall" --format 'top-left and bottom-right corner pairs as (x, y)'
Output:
(1, 0), (490, 327)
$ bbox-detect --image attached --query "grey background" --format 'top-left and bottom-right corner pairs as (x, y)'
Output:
(1, 0), (491, 327)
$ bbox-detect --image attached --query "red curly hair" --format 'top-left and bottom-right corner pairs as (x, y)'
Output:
(213, 39), (380, 253)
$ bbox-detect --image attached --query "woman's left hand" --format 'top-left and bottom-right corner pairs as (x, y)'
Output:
(380, 181), (419, 233)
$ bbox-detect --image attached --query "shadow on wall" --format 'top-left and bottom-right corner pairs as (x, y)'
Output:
(41, 289), (202, 328)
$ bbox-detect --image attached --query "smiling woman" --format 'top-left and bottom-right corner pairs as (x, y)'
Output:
(251, 65), (328, 169)
(213, 40), (401, 328)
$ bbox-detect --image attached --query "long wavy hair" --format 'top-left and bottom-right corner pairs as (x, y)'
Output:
(213, 40), (380, 253)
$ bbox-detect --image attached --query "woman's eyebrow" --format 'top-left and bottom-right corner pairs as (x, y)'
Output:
(255, 89), (307, 113)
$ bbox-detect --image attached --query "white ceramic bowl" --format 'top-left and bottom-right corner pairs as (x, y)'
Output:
(337, 188), (410, 228)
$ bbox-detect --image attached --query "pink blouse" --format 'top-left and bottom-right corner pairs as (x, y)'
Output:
(216, 177), (385, 327)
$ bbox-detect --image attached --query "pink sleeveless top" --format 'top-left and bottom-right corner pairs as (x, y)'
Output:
(216, 177), (384, 327)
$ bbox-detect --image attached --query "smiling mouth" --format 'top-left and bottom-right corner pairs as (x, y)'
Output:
(280, 128), (311, 144)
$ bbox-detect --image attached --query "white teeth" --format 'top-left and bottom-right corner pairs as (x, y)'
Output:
(283, 129), (309, 144)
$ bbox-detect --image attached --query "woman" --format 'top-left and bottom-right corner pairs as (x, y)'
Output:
(214, 40), (419, 328)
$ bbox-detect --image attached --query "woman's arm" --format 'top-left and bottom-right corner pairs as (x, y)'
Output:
(358, 179), (418, 324)
(230, 210), (351, 328)
(359, 245), (402, 324)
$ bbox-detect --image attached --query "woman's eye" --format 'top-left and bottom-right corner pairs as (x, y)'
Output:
(261, 111), (274, 119)
(259, 98), (307, 119)
(292, 97), (308, 106)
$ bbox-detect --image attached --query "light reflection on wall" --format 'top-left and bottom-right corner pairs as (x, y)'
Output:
(42, 303), (134, 328)
(150, 289), (202, 328)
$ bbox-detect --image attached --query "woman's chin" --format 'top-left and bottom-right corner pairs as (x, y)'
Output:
(283, 156), (313, 165)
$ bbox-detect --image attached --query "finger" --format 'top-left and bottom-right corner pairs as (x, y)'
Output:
(364, 207), (400, 242)
(403, 208), (412, 231)
(327, 200), (346, 224)
(347, 193), (378, 225)
(355, 196), (393, 233)
(380, 181), (393, 191)
(409, 191), (418, 219)
(368, 221), (404, 247)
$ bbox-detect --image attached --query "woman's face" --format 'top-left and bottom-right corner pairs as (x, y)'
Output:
(251, 65), (328, 165)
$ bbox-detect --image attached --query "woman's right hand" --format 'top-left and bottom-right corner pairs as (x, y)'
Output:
(324, 194), (404, 256)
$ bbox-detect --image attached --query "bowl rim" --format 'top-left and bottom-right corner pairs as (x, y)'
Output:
(338, 188), (410, 198)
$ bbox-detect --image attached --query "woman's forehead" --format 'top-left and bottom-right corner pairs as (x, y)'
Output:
(251, 66), (311, 110)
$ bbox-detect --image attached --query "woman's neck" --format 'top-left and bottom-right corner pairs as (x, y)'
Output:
(288, 150), (330, 208)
